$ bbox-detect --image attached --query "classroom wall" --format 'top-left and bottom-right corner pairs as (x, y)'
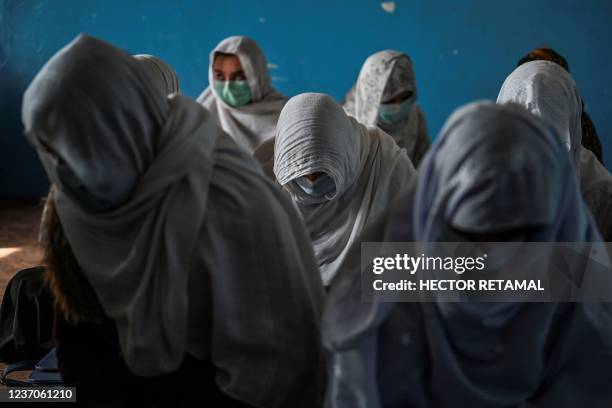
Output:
(1, 0), (611, 197)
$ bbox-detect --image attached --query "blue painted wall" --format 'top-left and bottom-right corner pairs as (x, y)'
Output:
(1, 0), (611, 197)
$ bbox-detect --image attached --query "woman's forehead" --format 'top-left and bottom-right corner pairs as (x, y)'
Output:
(213, 53), (242, 70)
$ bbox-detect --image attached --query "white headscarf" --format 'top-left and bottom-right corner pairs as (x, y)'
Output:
(133, 54), (180, 95)
(497, 60), (583, 176)
(22, 35), (326, 407)
(344, 50), (430, 166)
(274, 93), (415, 285)
(197, 36), (287, 153)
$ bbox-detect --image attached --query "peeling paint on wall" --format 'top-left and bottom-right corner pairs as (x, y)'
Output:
(381, 1), (396, 13)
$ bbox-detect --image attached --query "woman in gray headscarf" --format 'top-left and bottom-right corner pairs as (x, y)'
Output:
(37, 54), (179, 245)
(273, 93), (415, 286)
(22, 34), (326, 407)
(197, 36), (287, 153)
(344, 50), (430, 167)
(498, 60), (612, 241)
(323, 102), (612, 407)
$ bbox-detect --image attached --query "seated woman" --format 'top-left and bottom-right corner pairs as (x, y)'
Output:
(323, 102), (612, 407)
(0, 54), (180, 367)
(498, 60), (612, 241)
(273, 93), (415, 285)
(197, 36), (287, 153)
(343, 50), (430, 167)
(516, 46), (603, 162)
(22, 34), (326, 407)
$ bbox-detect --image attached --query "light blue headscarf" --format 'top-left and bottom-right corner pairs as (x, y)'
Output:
(324, 102), (611, 408)
(415, 101), (599, 242)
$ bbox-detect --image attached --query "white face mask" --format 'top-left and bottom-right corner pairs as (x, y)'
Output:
(295, 174), (336, 197)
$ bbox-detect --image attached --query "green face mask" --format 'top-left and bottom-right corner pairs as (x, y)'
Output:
(213, 80), (252, 107)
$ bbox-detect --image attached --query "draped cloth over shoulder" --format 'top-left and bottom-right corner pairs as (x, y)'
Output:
(274, 93), (415, 285)
(197, 36), (287, 153)
(324, 102), (612, 407)
(497, 60), (583, 176)
(22, 34), (325, 407)
(344, 50), (430, 166)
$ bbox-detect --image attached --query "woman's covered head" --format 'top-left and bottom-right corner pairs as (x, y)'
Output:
(415, 102), (591, 242)
(274, 93), (362, 203)
(22, 34), (166, 212)
(497, 60), (583, 173)
(209, 36), (272, 107)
